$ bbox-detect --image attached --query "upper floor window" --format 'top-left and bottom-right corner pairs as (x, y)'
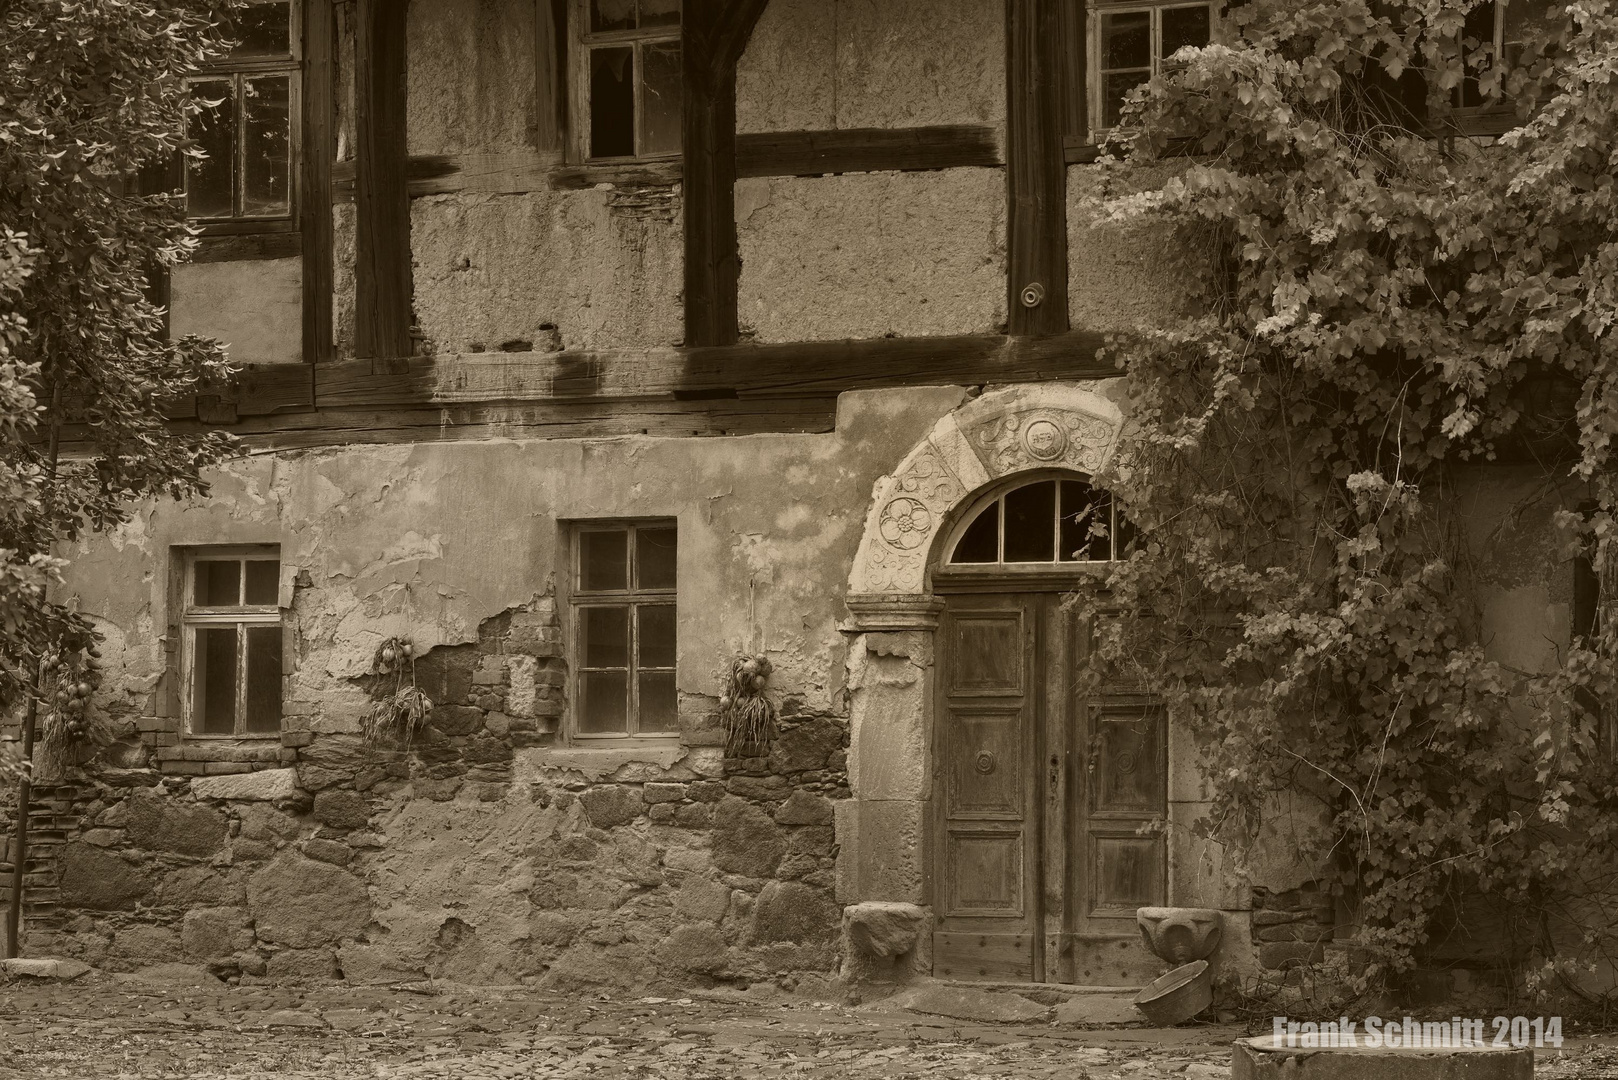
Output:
(949, 477), (1129, 565)
(182, 547), (283, 737)
(186, 0), (300, 223)
(1090, 0), (1211, 131)
(572, 521), (678, 738)
(571, 0), (682, 161)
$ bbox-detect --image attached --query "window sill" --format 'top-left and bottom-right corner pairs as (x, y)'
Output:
(519, 741), (707, 782)
(193, 231), (303, 263)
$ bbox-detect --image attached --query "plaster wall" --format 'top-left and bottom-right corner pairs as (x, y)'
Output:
(736, 0), (1006, 134)
(735, 169), (1007, 342)
(411, 189), (682, 353)
(1067, 162), (1215, 333)
(407, 0), (535, 157)
(170, 259), (302, 366)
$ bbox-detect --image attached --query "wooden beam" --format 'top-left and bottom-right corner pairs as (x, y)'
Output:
(301, 0), (335, 367)
(1006, 0), (1070, 336)
(311, 330), (1110, 408)
(682, 0), (770, 347)
(736, 125), (1002, 178)
(353, 0), (413, 366)
(534, 0), (566, 152)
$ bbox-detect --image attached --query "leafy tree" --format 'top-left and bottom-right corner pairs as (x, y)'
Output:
(0, 0), (237, 710)
(1079, 0), (1618, 997)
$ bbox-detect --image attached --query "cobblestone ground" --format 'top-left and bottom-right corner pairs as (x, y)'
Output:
(0, 976), (1614, 1080)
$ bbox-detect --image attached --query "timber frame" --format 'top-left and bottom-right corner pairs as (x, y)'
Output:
(211, 0), (1103, 442)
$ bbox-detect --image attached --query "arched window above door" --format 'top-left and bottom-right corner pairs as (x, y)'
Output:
(948, 477), (1127, 565)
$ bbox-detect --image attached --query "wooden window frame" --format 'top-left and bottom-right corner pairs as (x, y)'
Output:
(180, 546), (284, 739)
(186, 0), (304, 236)
(567, 0), (682, 165)
(568, 519), (679, 742)
(1086, 0), (1215, 136)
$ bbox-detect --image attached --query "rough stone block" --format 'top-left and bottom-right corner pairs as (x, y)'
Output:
(265, 948), (339, 979)
(655, 924), (728, 975)
(578, 785), (644, 829)
(114, 924), (181, 965)
(312, 789), (371, 831)
(673, 803), (710, 828)
(191, 768), (304, 803)
(431, 704), (485, 736)
(59, 842), (152, 910)
(302, 838), (352, 866)
(674, 877), (732, 924)
(642, 782), (687, 803)
(687, 780), (726, 803)
(774, 790), (834, 825)
(182, 907), (254, 959)
(247, 853), (370, 948)
(711, 796), (785, 878)
(769, 718), (844, 774)
(647, 803), (677, 823)
(840, 799), (926, 904)
(726, 774), (789, 801)
(750, 881), (839, 945)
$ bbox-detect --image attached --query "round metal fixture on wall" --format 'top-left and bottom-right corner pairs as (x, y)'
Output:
(1020, 282), (1045, 308)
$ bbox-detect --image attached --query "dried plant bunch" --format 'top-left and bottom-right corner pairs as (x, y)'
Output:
(361, 635), (432, 746)
(37, 634), (110, 777)
(719, 653), (776, 756)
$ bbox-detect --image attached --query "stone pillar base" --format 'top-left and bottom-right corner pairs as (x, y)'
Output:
(841, 901), (930, 985)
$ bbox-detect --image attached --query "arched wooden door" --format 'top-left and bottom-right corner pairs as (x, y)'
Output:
(931, 477), (1167, 985)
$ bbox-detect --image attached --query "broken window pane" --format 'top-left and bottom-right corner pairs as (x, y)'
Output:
(640, 41), (682, 156)
(582, 606), (629, 668)
(1160, 4), (1210, 59)
(953, 501), (1000, 563)
(1060, 481), (1111, 562)
(640, 0), (680, 29)
(242, 76), (291, 217)
(637, 604), (676, 669)
(196, 560), (241, 606)
(1458, 1), (1498, 107)
(580, 671), (629, 733)
(186, 79), (236, 218)
(244, 560), (279, 605)
(635, 526), (677, 590)
(194, 627), (238, 734)
(245, 626), (282, 732)
(1003, 481), (1057, 563)
(1103, 72), (1150, 127)
(232, 1), (291, 56)
(580, 529), (628, 591)
(590, 0), (636, 32)
(637, 671), (677, 732)
(589, 46), (635, 158)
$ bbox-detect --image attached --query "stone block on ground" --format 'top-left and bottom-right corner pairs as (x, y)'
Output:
(1232, 1037), (1532, 1080)
(892, 984), (1050, 1024)
(1050, 992), (1140, 1025)
(0, 957), (91, 980)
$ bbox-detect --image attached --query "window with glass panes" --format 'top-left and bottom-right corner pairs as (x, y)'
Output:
(182, 548), (283, 736)
(572, 522), (678, 737)
(185, 0), (299, 222)
(572, 0), (682, 161)
(1090, 1), (1211, 131)
(949, 477), (1131, 565)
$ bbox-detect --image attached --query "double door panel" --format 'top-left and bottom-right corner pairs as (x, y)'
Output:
(934, 591), (1167, 985)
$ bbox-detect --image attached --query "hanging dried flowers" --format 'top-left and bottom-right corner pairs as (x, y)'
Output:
(362, 635), (432, 745)
(720, 653), (776, 757)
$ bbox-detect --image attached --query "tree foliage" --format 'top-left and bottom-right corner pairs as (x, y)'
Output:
(1079, 0), (1618, 993)
(0, 0), (238, 707)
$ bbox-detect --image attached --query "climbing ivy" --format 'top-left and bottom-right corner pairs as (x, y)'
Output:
(1072, 0), (1618, 996)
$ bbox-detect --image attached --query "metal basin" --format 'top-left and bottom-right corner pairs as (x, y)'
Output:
(1132, 959), (1212, 1025)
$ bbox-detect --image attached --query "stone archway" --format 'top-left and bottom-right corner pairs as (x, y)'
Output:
(835, 381), (1127, 981)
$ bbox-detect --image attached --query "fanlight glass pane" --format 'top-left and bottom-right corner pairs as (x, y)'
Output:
(950, 479), (1126, 565)
(195, 560), (242, 606)
(232, 1), (291, 55)
(580, 529), (628, 591)
(1003, 481), (1056, 562)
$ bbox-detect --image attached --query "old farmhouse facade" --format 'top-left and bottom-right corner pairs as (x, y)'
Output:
(2, 0), (1575, 997)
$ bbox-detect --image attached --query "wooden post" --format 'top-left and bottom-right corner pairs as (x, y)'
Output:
(1006, 0), (1070, 336)
(681, 0), (768, 348)
(354, 0), (413, 369)
(301, 0), (336, 368)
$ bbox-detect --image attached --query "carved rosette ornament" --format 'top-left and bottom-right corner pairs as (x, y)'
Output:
(879, 497), (933, 550)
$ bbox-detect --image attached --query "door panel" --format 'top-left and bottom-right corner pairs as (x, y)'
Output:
(935, 591), (1167, 986)
(936, 595), (1040, 982)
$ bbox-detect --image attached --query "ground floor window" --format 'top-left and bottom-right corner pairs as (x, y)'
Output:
(181, 546), (283, 736)
(570, 520), (678, 738)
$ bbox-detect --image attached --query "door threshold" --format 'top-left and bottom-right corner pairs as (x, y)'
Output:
(936, 977), (1145, 995)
